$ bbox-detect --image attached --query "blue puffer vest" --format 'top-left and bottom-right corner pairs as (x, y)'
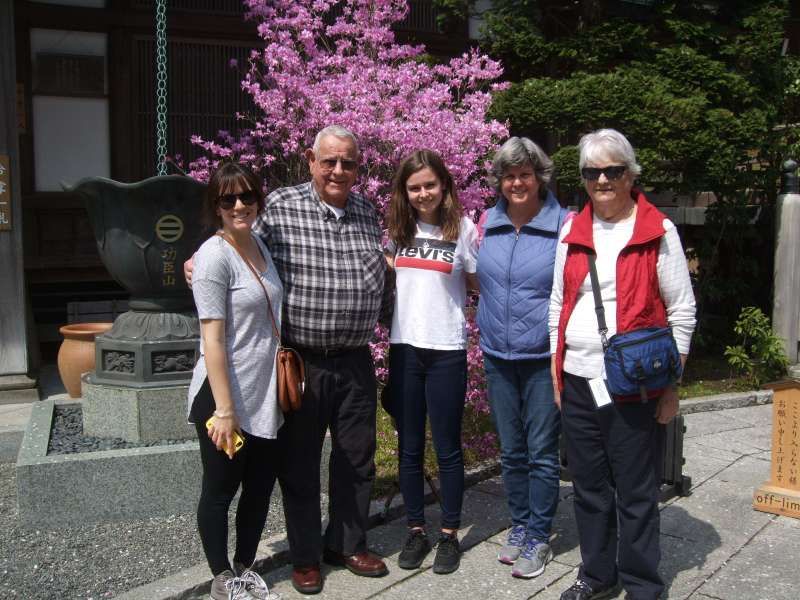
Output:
(476, 191), (568, 360)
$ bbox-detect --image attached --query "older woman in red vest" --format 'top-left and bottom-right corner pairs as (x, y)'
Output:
(549, 129), (696, 600)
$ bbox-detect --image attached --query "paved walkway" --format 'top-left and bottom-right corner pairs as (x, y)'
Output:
(113, 401), (797, 600)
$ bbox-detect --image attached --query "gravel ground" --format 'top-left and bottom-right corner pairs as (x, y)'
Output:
(48, 405), (187, 455)
(0, 461), (294, 599)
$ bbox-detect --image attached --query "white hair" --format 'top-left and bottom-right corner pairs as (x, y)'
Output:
(312, 125), (360, 156)
(578, 128), (641, 176)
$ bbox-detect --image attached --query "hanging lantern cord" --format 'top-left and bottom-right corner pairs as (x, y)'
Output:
(155, 0), (168, 176)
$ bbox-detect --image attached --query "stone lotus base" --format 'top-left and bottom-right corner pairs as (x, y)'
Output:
(81, 375), (194, 443)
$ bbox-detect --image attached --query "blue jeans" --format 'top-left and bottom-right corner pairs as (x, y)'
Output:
(484, 354), (560, 542)
(389, 344), (466, 530)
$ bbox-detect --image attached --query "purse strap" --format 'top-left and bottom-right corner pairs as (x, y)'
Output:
(215, 232), (282, 345)
(587, 253), (610, 352)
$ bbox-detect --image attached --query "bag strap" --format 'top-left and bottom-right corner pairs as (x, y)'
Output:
(215, 231), (282, 345)
(587, 253), (609, 352)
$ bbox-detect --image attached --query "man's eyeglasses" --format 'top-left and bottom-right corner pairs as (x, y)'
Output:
(581, 166), (627, 181)
(318, 157), (358, 172)
(217, 189), (260, 209)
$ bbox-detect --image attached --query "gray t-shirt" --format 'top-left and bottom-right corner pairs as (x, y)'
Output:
(187, 234), (284, 439)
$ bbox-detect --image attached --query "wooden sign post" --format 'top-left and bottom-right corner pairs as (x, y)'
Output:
(753, 380), (800, 518)
(0, 1), (37, 401)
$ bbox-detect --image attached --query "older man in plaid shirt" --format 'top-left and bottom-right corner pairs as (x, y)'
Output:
(251, 125), (392, 594)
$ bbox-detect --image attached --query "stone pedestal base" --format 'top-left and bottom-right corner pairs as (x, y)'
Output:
(0, 374), (39, 405)
(91, 336), (198, 389)
(82, 376), (194, 442)
(89, 310), (199, 389)
(753, 483), (800, 519)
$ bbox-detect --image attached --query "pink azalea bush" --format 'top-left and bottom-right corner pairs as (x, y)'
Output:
(190, 0), (507, 460)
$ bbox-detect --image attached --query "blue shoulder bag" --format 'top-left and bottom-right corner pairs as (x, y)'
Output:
(588, 254), (682, 401)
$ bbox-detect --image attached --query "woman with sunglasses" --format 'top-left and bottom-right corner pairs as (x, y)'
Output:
(549, 129), (695, 600)
(187, 162), (282, 600)
(476, 137), (569, 580)
(385, 149), (479, 575)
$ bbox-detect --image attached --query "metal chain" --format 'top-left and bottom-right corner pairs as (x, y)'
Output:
(155, 0), (168, 176)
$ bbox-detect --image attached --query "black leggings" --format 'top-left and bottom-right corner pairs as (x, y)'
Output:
(192, 379), (280, 575)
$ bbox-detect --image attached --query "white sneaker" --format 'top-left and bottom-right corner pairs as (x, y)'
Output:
(233, 562), (280, 600)
(210, 570), (241, 600)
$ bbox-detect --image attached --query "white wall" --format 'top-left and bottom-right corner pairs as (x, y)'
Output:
(30, 29), (109, 190)
(32, 97), (110, 190)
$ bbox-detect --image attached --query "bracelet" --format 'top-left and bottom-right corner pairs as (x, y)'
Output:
(213, 410), (234, 419)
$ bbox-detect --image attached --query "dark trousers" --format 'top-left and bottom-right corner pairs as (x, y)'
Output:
(561, 373), (664, 600)
(192, 379), (280, 576)
(278, 346), (377, 567)
(389, 344), (466, 530)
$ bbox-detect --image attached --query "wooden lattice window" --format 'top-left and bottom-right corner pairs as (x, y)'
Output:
(128, 36), (256, 181)
(131, 0), (247, 15)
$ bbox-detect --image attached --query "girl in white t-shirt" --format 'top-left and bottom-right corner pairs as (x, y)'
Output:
(385, 149), (478, 575)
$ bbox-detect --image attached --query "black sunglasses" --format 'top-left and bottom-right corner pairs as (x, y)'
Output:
(217, 189), (260, 209)
(581, 166), (627, 181)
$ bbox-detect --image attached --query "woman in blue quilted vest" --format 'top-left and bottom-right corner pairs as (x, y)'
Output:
(476, 137), (569, 580)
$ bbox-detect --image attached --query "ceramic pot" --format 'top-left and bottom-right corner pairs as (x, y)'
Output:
(57, 323), (113, 398)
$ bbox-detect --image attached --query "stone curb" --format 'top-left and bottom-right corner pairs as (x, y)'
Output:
(16, 400), (203, 528)
(679, 389), (772, 414)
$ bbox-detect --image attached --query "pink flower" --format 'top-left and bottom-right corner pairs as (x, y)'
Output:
(190, 0), (510, 453)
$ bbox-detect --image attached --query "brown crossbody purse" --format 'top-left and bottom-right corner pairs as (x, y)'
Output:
(216, 232), (305, 413)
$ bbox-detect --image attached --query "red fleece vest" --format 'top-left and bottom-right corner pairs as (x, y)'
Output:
(554, 191), (668, 393)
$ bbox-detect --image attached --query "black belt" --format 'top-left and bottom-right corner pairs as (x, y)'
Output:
(294, 345), (366, 358)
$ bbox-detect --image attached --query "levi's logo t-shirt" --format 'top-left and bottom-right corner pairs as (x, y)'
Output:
(387, 217), (478, 350)
(395, 237), (457, 273)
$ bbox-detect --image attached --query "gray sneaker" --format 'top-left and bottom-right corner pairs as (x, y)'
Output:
(497, 525), (527, 564)
(511, 539), (552, 579)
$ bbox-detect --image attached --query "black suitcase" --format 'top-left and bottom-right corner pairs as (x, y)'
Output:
(559, 415), (692, 501)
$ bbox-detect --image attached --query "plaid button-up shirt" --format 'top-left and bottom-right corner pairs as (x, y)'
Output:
(252, 182), (389, 349)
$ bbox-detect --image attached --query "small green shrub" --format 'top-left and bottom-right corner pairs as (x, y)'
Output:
(724, 306), (789, 387)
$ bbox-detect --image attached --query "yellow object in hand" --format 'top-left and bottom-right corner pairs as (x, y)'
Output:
(205, 417), (245, 455)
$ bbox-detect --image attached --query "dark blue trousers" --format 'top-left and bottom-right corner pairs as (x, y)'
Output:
(561, 372), (664, 600)
(389, 343), (466, 529)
